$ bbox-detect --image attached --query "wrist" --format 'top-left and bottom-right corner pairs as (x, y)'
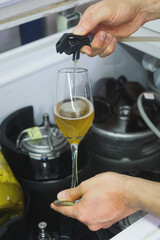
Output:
(125, 175), (160, 217)
(123, 175), (141, 211)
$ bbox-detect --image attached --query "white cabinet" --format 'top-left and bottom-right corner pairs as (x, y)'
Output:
(121, 24), (160, 59)
(0, 0), (94, 30)
(144, 19), (160, 33)
(0, 0), (24, 8)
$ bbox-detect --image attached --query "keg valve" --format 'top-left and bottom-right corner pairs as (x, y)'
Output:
(56, 33), (93, 61)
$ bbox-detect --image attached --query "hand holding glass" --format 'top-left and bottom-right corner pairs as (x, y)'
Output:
(54, 68), (94, 206)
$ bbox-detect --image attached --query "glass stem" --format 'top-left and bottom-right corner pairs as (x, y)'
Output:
(71, 143), (78, 188)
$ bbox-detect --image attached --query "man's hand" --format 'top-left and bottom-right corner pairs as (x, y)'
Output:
(73, 0), (160, 57)
(50, 172), (139, 231)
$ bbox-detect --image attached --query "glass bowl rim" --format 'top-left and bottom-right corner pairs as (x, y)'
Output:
(58, 67), (88, 74)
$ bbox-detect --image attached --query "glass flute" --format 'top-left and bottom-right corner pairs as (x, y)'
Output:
(54, 67), (94, 206)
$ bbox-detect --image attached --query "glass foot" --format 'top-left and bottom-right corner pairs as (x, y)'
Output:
(53, 199), (80, 206)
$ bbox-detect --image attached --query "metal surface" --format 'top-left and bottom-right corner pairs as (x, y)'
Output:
(17, 121), (68, 160)
(91, 122), (153, 140)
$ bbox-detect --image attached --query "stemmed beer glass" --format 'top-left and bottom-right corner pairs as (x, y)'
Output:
(54, 67), (94, 206)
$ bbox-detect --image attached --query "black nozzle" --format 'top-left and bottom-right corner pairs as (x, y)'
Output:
(56, 33), (93, 61)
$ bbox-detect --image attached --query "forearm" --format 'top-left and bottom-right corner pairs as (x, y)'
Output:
(126, 176), (160, 217)
(142, 0), (160, 22)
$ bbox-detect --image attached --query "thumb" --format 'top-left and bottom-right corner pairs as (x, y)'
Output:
(73, 2), (108, 35)
(57, 186), (83, 201)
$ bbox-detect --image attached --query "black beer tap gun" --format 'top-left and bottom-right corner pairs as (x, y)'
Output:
(56, 33), (93, 61)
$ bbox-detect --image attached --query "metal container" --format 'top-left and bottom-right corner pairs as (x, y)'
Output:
(16, 114), (70, 180)
(0, 106), (71, 180)
(91, 77), (160, 174)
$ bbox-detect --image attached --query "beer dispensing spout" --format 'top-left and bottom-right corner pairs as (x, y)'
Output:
(56, 33), (93, 61)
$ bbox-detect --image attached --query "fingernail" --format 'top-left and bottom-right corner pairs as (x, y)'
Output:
(110, 38), (117, 45)
(81, 46), (90, 55)
(58, 190), (66, 200)
(99, 32), (107, 41)
(73, 26), (86, 35)
(105, 34), (112, 43)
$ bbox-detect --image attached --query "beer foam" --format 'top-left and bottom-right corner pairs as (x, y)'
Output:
(55, 96), (94, 120)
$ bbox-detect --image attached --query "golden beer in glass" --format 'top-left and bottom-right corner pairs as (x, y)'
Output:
(54, 68), (94, 205)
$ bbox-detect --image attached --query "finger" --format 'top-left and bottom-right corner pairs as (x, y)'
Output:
(91, 31), (108, 51)
(56, 177), (95, 202)
(99, 38), (117, 57)
(87, 221), (113, 231)
(87, 224), (103, 231)
(90, 33), (113, 57)
(81, 33), (113, 57)
(73, 2), (109, 35)
(102, 221), (114, 229)
(81, 45), (92, 56)
(81, 31), (111, 57)
(57, 183), (86, 202)
(50, 202), (77, 219)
